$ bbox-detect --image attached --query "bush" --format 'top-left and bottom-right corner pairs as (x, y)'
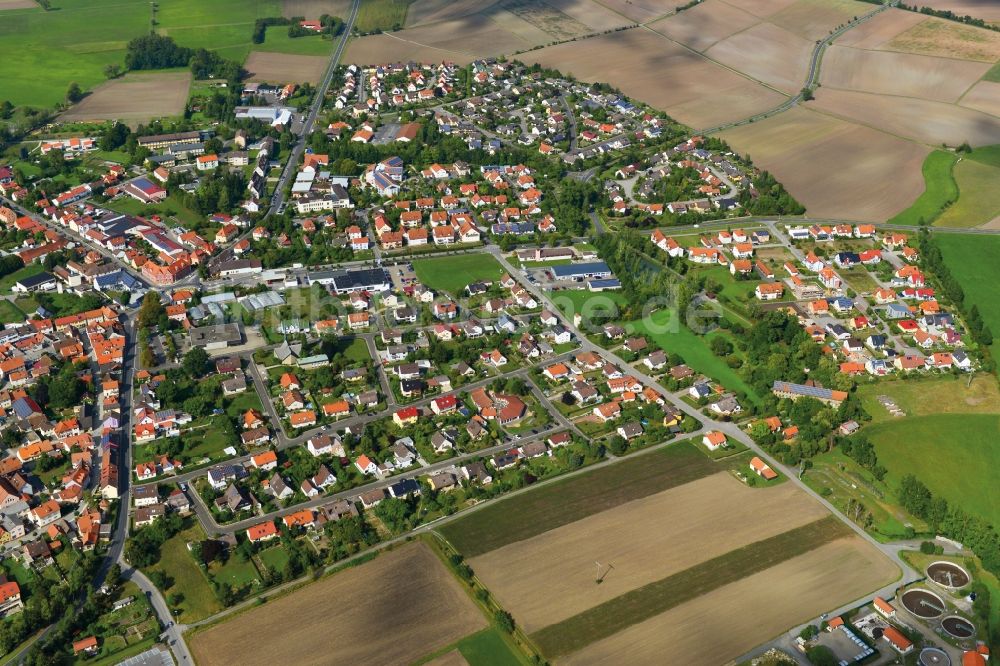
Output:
(920, 540), (936, 554)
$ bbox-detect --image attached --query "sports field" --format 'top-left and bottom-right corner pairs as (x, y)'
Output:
(886, 151), (958, 226)
(190, 542), (487, 666)
(470, 473), (827, 632)
(867, 413), (1000, 530)
(438, 441), (718, 557)
(412, 254), (504, 296)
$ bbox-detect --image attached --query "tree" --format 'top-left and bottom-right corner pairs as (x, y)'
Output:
(0, 101), (13, 120)
(494, 610), (515, 633)
(66, 82), (83, 103)
(181, 347), (210, 378)
(103, 64), (122, 79)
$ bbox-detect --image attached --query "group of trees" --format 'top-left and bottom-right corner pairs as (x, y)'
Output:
(126, 512), (185, 567)
(124, 34), (243, 84)
(898, 474), (1000, 593)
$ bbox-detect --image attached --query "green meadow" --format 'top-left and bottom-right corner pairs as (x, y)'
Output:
(0, 0), (284, 107)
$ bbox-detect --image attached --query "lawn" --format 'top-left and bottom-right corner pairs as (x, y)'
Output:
(438, 441), (715, 557)
(355, 0), (411, 33)
(257, 544), (291, 574)
(935, 157), (1000, 228)
(412, 254), (504, 296)
(0, 263), (45, 293)
(210, 557), (261, 589)
(105, 193), (204, 228)
(984, 62), (1000, 83)
(887, 150), (958, 226)
(530, 516), (849, 658)
(144, 522), (223, 623)
(0, 300), (25, 325)
(253, 29), (335, 56)
(866, 413), (1000, 530)
(937, 232), (1000, 356)
(550, 289), (627, 322)
(628, 308), (762, 405)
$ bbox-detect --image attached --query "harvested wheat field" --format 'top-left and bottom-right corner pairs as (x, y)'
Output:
(405, 0), (502, 26)
(720, 107), (930, 221)
(541, 0), (634, 32)
(524, 28), (786, 128)
(0, 0), (37, 9)
(886, 16), (1000, 62)
(345, 32), (479, 64)
(281, 0), (351, 19)
(767, 0), (872, 40)
(649, 0), (761, 52)
(245, 51), (328, 84)
(720, 0), (798, 18)
(813, 88), (1000, 147)
(706, 22), (812, 92)
(190, 542), (485, 666)
(917, 0), (1000, 22)
(470, 473), (827, 633)
(833, 7), (925, 48)
(59, 71), (190, 125)
(960, 80), (1000, 117)
(820, 45), (989, 102)
(561, 537), (899, 665)
(346, 9), (547, 63)
(594, 0), (676, 23)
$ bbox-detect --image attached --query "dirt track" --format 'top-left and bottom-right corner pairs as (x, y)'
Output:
(471, 473), (828, 633)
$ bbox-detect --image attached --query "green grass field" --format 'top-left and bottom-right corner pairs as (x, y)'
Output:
(628, 308), (762, 404)
(253, 29), (335, 56)
(0, 0), (283, 107)
(867, 413), (1000, 530)
(145, 523), (223, 623)
(983, 63), (1000, 83)
(887, 150), (958, 226)
(418, 628), (530, 666)
(355, 0), (411, 33)
(438, 441), (716, 557)
(412, 254), (504, 296)
(857, 375), (1000, 424)
(530, 516), (850, 658)
(802, 448), (923, 541)
(0, 301), (26, 325)
(550, 289), (626, 322)
(105, 193), (205, 228)
(937, 232), (1000, 356)
(936, 158), (1000, 228)
(0, 264), (45, 293)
